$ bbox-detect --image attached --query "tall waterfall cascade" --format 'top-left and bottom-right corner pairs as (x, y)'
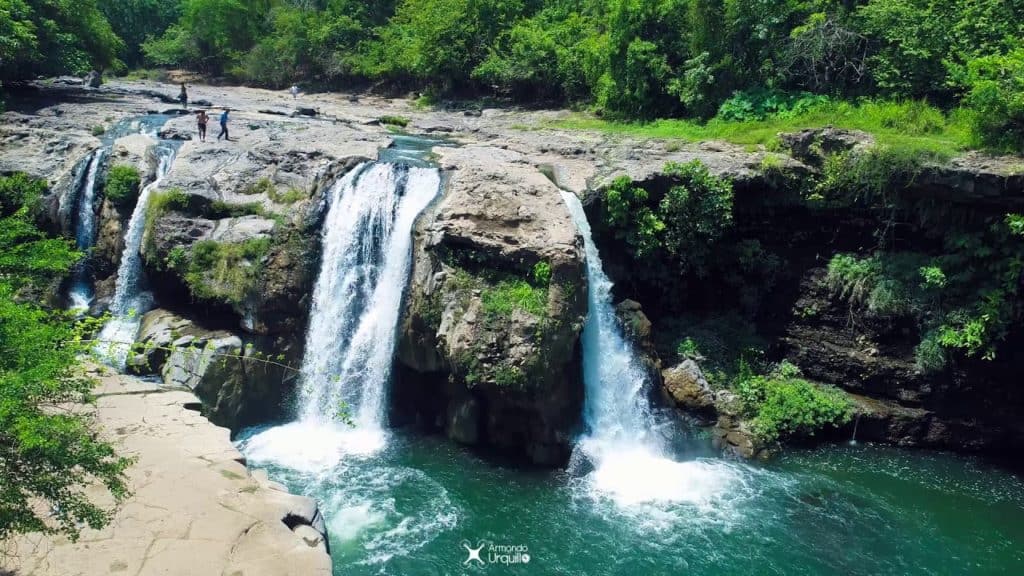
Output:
(561, 191), (738, 506)
(96, 142), (178, 367)
(243, 162), (441, 470)
(68, 149), (106, 310)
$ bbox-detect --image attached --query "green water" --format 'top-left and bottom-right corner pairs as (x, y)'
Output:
(238, 426), (1024, 576)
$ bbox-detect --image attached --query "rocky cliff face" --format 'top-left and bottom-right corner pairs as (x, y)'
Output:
(9, 81), (1023, 465)
(586, 129), (1024, 457)
(394, 145), (587, 465)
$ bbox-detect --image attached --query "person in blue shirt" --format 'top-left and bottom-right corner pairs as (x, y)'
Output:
(217, 109), (231, 141)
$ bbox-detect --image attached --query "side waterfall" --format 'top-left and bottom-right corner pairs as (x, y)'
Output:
(244, 162), (441, 469)
(68, 149), (106, 310)
(562, 191), (739, 506)
(96, 143), (177, 367)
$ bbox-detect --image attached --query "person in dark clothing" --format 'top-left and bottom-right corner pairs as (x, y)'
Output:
(179, 83), (188, 109)
(196, 110), (208, 142)
(217, 109), (230, 141)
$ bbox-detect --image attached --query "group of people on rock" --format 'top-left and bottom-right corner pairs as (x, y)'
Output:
(178, 83), (230, 142)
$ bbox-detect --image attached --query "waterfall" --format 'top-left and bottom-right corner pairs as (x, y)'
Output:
(300, 163), (441, 427)
(561, 191), (737, 506)
(68, 149), (106, 310)
(96, 143), (178, 367)
(243, 162), (440, 469)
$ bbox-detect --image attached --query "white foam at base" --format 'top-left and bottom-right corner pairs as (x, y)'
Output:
(580, 439), (738, 507)
(242, 421), (386, 474)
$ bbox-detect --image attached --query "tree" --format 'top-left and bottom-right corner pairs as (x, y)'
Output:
(0, 0), (124, 81)
(0, 174), (131, 541)
(143, 0), (262, 74)
(98, 0), (182, 68)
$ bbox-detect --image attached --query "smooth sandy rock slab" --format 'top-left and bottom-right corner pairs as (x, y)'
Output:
(4, 371), (331, 576)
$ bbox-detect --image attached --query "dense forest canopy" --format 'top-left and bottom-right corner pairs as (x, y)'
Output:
(0, 0), (1020, 146)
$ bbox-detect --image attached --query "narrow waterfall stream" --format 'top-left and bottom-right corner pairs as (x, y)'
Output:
(68, 149), (106, 310)
(66, 114), (173, 313)
(237, 150), (1024, 575)
(96, 140), (178, 367)
(561, 190), (743, 506)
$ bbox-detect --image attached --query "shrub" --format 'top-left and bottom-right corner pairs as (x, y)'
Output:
(604, 160), (732, 278)
(184, 238), (272, 306)
(0, 173), (47, 217)
(242, 177), (275, 196)
(660, 161), (733, 277)
(961, 45), (1024, 150)
(736, 362), (853, 443)
(604, 176), (663, 258)
(379, 115), (410, 128)
(269, 187), (305, 204)
(105, 165), (141, 207)
(716, 88), (830, 122)
(532, 261), (552, 286)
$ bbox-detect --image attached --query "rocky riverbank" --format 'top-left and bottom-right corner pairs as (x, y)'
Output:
(2, 78), (1023, 469)
(3, 367), (330, 576)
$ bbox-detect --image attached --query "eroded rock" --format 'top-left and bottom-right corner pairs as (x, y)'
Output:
(395, 144), (587, 465)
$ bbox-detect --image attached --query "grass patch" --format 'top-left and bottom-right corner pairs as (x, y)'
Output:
(551, 99), (973, 158)
(481, 280), (547, 319)
(379, 115), (410, 128)
(268, 187), (305, 204)
(219, 469), (245, 481)
(242, 177), (275, 196)
(105, 165), (141, 207)
(91, 125), (106, 136)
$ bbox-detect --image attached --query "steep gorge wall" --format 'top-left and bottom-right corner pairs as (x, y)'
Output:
(585, 130), (1024, 457)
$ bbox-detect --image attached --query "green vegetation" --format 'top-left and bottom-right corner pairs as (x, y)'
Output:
(605, 160), (733, 279)
(735, 361), (853, 443)
(481, 279), (548, 319)
(268, 187), (304, 204)
(553, 100), (973, 157)
(172, 238), (272, 306)
(143, 188), (189, 251)
(242, 177), (275, 196)
(826, 222), (1024, 369)
(238, 177), (304, 205)
(4, 1), (1021, 153)
(91, 125), (106, 136)
(0, 174), (130, 541)
(104, 165), (142, 207)
(379, 115), (410, 128)
(0, 0), (122, 81)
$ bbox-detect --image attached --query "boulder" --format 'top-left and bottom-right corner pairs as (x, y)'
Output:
(778, 127), (875, 167)
(138, 113), (385, 335)
(394, 144), (587, 466)
(127, 309), (295, 429)
(83, 70), (102, 88)
(662, 360), (716, 419)
(158, 125), (194, 140)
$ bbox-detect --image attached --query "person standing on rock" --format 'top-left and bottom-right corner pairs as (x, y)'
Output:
(196, 110), (208, 142)
(179, 83), (188, 109)
(217, 109), (231, 141)
(290, 85), (300, 99)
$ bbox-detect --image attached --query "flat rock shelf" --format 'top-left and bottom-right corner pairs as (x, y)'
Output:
(5, 368), (331, 576)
